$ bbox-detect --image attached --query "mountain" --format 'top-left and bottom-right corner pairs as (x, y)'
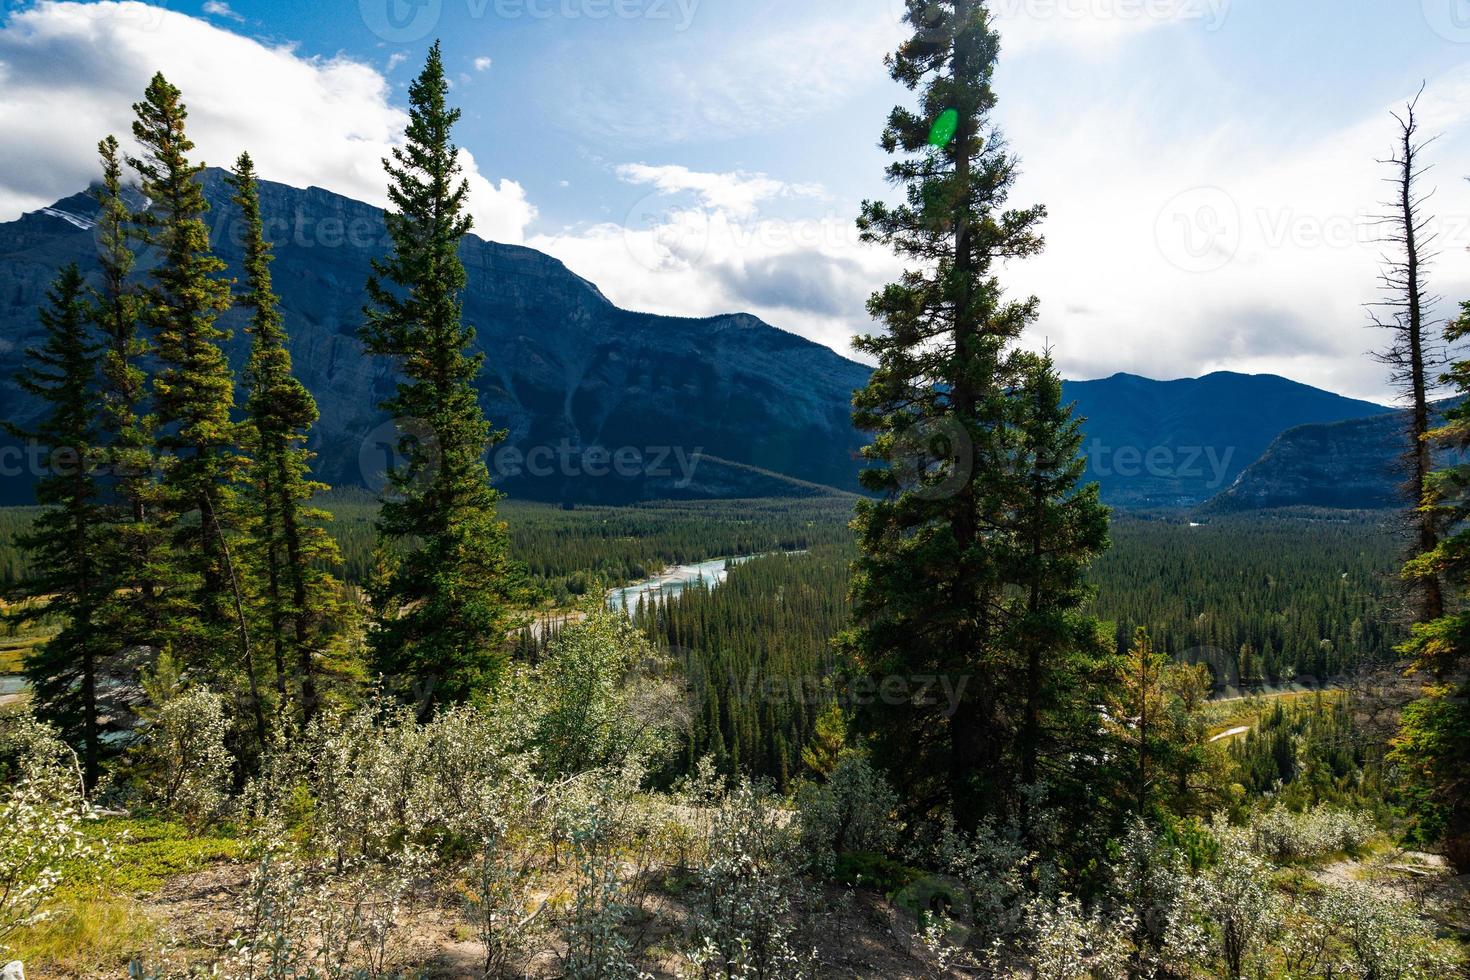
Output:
(1203, 400), (1460, 512)
(0, 172), (1393, 509)
(0, 170), (871, 505)
(1062, 372), (1392, 508)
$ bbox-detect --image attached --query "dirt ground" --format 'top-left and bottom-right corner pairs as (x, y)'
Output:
(135, 862), (952, 980)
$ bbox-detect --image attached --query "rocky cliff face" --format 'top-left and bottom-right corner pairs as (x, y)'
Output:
(0, 171), (871, 504)
(1064, 372), (1392, 508)
(1202, 400), (1463, 512)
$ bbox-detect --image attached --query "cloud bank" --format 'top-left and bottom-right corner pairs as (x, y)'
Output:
(0, 1), (535, 242)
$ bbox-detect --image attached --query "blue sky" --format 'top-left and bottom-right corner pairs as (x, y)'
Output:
(3, 0), (1470, 400)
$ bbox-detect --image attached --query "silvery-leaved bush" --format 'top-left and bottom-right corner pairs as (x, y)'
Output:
(793, 753), (898, 873)
(0, 716), (96, 953)
(1247, 803), (1376, 862)
(681, 779), (817, 980)
(145, 687), (233, 827)
(991, 894), (1133, 980)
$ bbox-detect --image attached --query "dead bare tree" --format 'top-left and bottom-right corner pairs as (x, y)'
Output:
(1370, 83), (1446, 624)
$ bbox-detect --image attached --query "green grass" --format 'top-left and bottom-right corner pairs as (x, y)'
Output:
(69, 815), (246, 894)
(6, 818), (243, 975)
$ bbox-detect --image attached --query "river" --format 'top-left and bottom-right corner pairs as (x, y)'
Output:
(605, 555), (756, 615)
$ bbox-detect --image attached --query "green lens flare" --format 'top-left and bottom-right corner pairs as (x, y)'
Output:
(928, 108), (959, 148)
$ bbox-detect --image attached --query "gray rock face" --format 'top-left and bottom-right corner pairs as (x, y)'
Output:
(2, 961), (23, 980)
(1202, 400), (1463, 512)
(0, 170), (871, 504)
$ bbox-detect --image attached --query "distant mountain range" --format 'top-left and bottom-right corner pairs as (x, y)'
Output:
(1064, 372), (1390, 507)
(0, 171), (1399, 509)
(1204, 400), (1457, 513)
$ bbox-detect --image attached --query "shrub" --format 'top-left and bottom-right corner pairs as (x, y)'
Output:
(683, 780), (817, 980)
(1248, 803), (1375, 862)
(0, 727), (96, 953)
(994, 894), (1133, 980)
(144, 688), (232, 827)
(794, 753), (898, 873)
(1167, 823), (1282, 980)
(1293, 883), (1463, 979)
(532, 608), (678, 779)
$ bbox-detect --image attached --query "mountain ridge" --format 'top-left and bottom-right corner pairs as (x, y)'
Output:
(0, 170), (1396, 509)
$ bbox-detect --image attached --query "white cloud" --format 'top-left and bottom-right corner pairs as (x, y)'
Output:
(615, 164), (823, 219)
(986, 0), (1232, 55)
(386, 51), (408, 71)
(531, 167), (898, 358)
(200, 1), (242, 22)
(0, 1), (536, 242)
(473, 56), (492, 72)
(999, 66), (1470, 402)
(537, 63), (1470, 403)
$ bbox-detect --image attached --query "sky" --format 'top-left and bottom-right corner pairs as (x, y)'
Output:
(2, 0), (1470, 402)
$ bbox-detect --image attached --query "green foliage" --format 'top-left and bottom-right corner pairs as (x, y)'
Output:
(1394, 299), (1470, 871)
(230, 151), (349, 729)
(842, 0), (1113, 835)
(1105, 628), (1215, 822)
(1090, 512), (1405, 682)
(831, 851), (921, 895)
(795, 753), (899, 870)
(92, 134), (168, 659)
(635, 548), (851, 788)
(137, 686), (234, 828)
(4, 264), (110, 787)
(1226, 694), (1381, 814)
(359, 43), (520, 706)
(129, 73), (258, 723)
(530, 607), (677, 778)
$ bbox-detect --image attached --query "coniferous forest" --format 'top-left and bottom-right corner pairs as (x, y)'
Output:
(0, 3), (1468, 978)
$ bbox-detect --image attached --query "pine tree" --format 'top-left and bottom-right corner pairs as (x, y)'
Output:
(838, 0), (1074, 830)
(128, 73), (266, 744)
(92, 134), (167, 654)
(361, 42), (519, 708)
(1395, 300), (1470, 872)
(229, 152), (348, 728)
(1006, 352), (1112, 835)
(4, 266), (108, 788)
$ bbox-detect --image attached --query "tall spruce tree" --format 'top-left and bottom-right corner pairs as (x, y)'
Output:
(1395, 300), (1470, 872)
(128, 74), (266, 744)
(1006, 351), (1112, 836)
(840, 0), (1106, 832)
(361, 42), (519, 708)
(5, 266), (108, 788)
(230, 152), (346, 728)
(92, 135), (167, 653)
